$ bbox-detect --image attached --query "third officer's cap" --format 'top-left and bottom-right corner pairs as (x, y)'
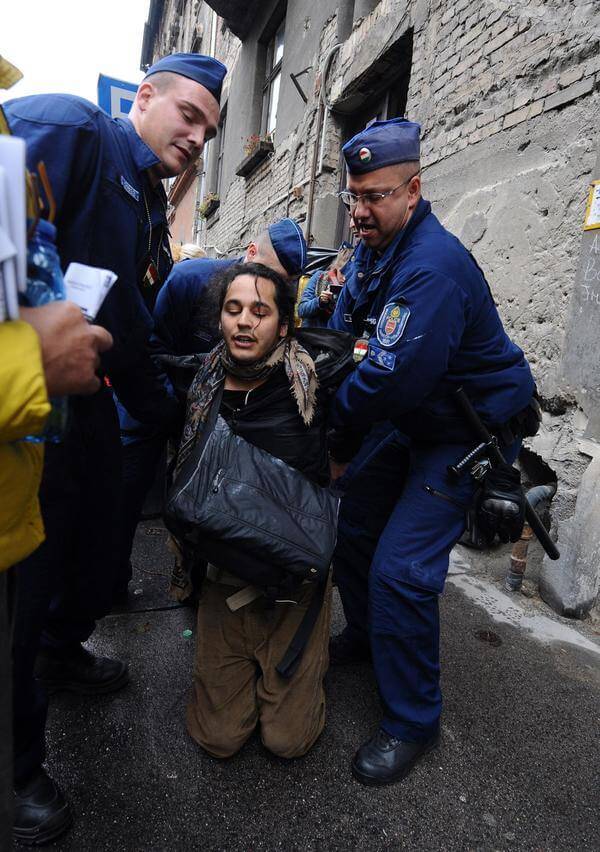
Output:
(343, 117), (421, 175)
(268, 218), (307, 277)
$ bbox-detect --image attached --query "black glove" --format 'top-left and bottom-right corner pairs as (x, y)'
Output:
(476, 463), (526, 544)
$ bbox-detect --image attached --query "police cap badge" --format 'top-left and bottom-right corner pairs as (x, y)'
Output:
(343, 117), (421, 175)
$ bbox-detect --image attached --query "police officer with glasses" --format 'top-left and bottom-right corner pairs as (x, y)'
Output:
(328, 117), (536, 786)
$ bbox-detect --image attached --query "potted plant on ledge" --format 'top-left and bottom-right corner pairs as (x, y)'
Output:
(235, 133), (274, 178)
(198, 192), (220, 219)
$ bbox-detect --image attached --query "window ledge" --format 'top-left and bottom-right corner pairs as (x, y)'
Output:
(235, 141), (274, 178)
(199, 197), (220, 219)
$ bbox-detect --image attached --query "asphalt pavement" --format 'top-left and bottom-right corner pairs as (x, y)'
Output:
(17, 520), (600, 851)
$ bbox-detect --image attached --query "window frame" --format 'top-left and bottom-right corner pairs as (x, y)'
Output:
(214, 105), (227, 196)
(261, 17), (285, 137)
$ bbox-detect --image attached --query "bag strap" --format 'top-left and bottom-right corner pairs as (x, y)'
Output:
(176, 380), (224, 476)
(275, 578), (327, 679)
(203, 381), (224, 442)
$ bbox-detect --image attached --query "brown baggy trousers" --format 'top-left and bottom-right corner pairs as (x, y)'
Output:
(186, 578), (331, 759)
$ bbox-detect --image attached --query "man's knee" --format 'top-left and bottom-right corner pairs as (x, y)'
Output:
(185, 705), (253, 759)
(369, 563), (439, 638)
(260, 721), (322, 759)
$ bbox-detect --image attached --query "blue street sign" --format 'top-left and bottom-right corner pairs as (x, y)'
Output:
(97, 74), (138, 119)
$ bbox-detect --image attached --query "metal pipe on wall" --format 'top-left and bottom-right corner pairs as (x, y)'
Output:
(304, 100), (325, 243)
(305, 43), (343, 242)
(504, 484), (557, 592)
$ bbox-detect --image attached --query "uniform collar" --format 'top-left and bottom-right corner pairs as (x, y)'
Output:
(349, 197), (432, 297)
(115, 117), (161, 173)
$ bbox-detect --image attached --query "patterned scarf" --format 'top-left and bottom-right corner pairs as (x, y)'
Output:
(177, 337), (318, 470)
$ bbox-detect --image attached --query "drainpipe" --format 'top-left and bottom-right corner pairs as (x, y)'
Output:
(210, 9), (217, 56)
(337, 0), (354, 42)
(504, 484), (557, 592)
(304, 101), (325, 244)
(304, 43), (342, 243)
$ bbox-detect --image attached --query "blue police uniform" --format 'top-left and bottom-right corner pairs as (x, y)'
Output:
(152, 257), (237, 358)
(5, 93), (177, 784)
(5, 94), (178, 419)
(7, 53), (229, 839)
(329, 119), (534, 761)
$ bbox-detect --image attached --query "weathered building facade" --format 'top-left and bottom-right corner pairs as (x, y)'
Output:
(141, 0), (600, 617)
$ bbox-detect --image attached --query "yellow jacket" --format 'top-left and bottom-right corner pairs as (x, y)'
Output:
(0, 320), (50, 571)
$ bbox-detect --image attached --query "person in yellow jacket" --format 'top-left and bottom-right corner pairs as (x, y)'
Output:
(0, 321), (50, 569)
(0, 302), (111, 848)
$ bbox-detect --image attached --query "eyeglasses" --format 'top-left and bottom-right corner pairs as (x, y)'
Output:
(337, 171), (420, 210)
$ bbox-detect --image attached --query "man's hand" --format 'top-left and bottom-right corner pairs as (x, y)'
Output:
(21, 302), (113, 396)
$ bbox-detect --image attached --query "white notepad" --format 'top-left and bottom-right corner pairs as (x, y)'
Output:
(64, 262), (118, 321)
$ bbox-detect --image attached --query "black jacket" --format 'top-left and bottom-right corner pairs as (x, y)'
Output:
(218, 328), (354, 487)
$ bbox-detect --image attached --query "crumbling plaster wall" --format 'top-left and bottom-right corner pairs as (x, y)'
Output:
(416, 0), (600, 524)
(427, 105), (597, 523)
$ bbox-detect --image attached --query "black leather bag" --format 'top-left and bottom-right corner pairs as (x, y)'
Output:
(164, 413), (339, 592)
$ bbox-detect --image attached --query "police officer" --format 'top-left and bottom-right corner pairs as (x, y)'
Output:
(5, 53), (226, 843)
(328, 118), (536, 786)
(115, 218), (308, 600)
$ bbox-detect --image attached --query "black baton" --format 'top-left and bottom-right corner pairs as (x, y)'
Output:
(453, 387), (560, 561)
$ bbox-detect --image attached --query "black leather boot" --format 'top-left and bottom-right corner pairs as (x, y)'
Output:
(13, 768), (73, 846)
(352, 727), (439, 786)
(35, 644), (129, 695)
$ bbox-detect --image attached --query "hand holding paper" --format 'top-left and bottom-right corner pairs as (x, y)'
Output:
(21, 302), (113, 396)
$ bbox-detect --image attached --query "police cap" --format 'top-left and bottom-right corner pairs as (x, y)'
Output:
(268, 218), (307, 277)
(343, 117), (421, 175)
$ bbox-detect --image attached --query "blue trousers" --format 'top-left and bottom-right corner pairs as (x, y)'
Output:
(334, 431), (519, 743)
(114, 399), (168, 591)
(116, 431), (166, 591)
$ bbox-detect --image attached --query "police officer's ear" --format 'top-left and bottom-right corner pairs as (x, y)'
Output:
(406, 170), (421, 210)
(134, 80), (157, 113)
(245, 242), (258, 261)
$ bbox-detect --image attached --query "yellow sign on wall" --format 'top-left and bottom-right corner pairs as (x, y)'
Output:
(584, 179), (600, 231)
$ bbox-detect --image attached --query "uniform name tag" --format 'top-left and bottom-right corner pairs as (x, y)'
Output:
(120, 175), (140, 202)
(376, 302), (410, 347)
(369, 344), (396, 371)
